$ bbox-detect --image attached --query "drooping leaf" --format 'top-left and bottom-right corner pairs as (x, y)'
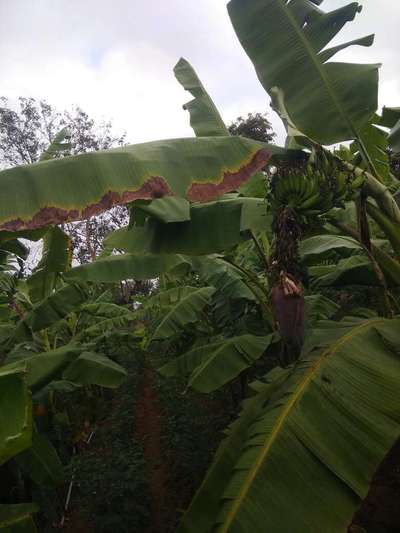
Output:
(300, 235), (362, 261)
(11, 283), (89, 341)
(174, 57), (229, 137)
(152, 287), (215, 340)
(134, 196), (191, 223)
(16, 430), (64, 488)
(180, 318), (400, 532)
(309, 256), (377, 288)
(0, 504), (38, 532)
(106, 197), (271, 256)
(0, 367), (32, 465)
(62, 352), (127, 388)
(65, 253), (191, 283)
(28, 226), (72, 302)
(191, 257), (255, 302)
(228, 0), (378, 145)
(3, 345), (81, 393)
(0, 136), (280, 231)
(304, 294), (339, 328)
(160, 334), (276, 393)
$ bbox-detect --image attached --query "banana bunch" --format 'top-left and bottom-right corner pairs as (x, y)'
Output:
(269, 152), (365, 217)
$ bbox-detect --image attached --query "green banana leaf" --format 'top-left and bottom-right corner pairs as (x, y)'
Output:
(174, 58), (229, 137)
(176, 366), (292, 533)
(65, 253), (191, 283)
(191, 257), (255, 302)
(134, 196), (191, 223)
(178, 317), (400, 532)
(16, 430), (64, 488)
(351, 116), (390, 181)
(228, 0), (378, 146)
(39, 128), (71, 162)
(11, 283), (89, 342)
(0, 239), (29, 262)
(309, 256), (376, 288)
(144, 286), (199, 310)
(28, 226), (72, 302)
(106, 197), (271, 256)
(62, 352), (127, 388)
(3, 345), (82, 393)
(0, 367), (32, 465)
(300, 235), (362, 262)
(382, 106), (400, 152)
(0, 136), (279, 231)
(159, 334), (276, 393)
(152, 287), (215, 340)
(0, 504), (38, 532)
(304, 295), (339, 328)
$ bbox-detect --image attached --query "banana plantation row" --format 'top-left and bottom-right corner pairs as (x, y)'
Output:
(1, 1), (400, 532)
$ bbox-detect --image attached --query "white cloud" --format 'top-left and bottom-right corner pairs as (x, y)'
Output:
(0, 0), (398, 147)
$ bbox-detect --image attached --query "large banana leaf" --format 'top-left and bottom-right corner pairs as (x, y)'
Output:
(152, 287), (215, 340)
(0, 137), (279, 231)
(65, 253), (191, 283)
(179, 318), (400, 532)
(0, 367), (32, 465)
(228, 0), (378, 146)
(159, 334), (276, 393)
(16, 430), (64, 488)
(0, 504), (38, 532)
(174, 58), (229, 137)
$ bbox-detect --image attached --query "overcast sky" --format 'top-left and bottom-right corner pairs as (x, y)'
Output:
(0, 0), (399, 145)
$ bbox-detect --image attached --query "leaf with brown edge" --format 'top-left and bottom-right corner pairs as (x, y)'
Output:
(0, 136), (285, 231)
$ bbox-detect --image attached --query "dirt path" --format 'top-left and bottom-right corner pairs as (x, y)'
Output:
(136, 365), (172, 533)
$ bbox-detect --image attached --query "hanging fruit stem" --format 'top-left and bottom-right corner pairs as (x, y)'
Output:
(269, 206), (306, 365)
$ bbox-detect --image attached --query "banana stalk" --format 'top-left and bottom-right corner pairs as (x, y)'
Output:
(341, 161), (400, 224)
(366, 201), (400, 258)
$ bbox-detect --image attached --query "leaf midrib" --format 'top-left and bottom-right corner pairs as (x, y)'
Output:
(219, 317), (385, 531)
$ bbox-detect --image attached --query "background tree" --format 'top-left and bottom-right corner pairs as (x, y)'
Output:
(228, 111), (275, 143)
(0, 97), (128, 263)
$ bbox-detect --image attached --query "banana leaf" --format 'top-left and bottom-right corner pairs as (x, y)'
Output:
(228, 0), (378, 146)
(62, 352), (127, 388)
(159, 334), (276, 393)
(382, 106), (400, 152)
(0, 367), (32, 465)
(0, 504), (38, 532)
(174, 58), (229, 137)
(16, 430), (64, 488)
(178, 317), (400, 532)
(152, 287), (215, 340)
(106, 197), (271, 256)
(0, 136), (280, 231)
(28, 226), (72, 302)
(2, 345), (82, 393)
(65, 253), (191, 283)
